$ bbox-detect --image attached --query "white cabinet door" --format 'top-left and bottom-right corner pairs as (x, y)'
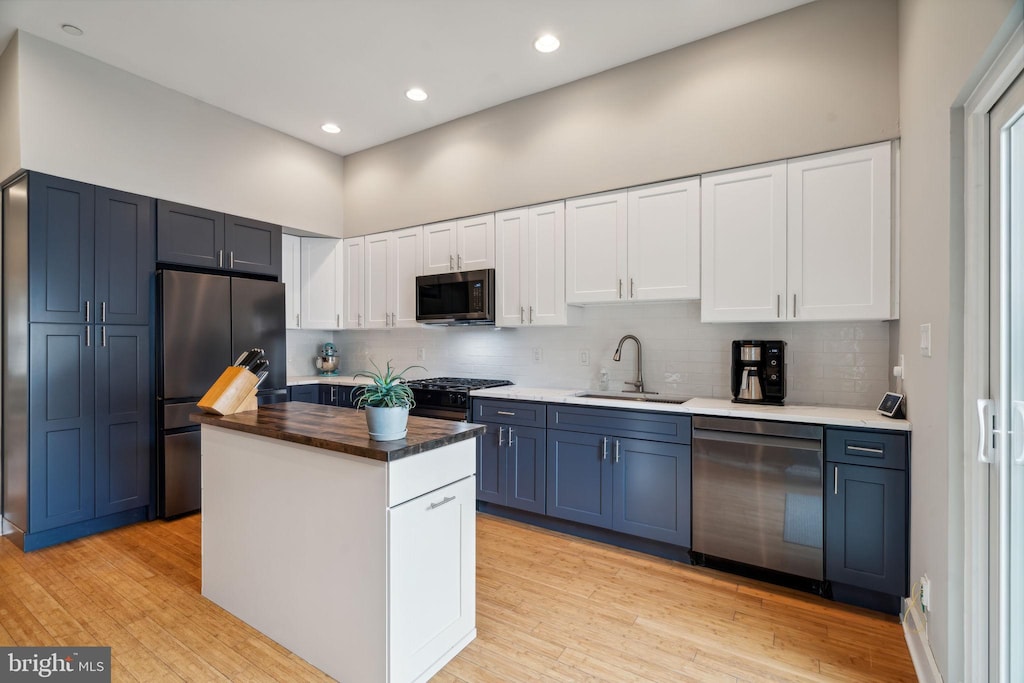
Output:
(456, 214), (495, 272)
(364, 232), (391, 329)
(299, 237), (344, 329)
(527, 201), (566, 326)
(627, 178), (700, 301)
(282, 234), (301, 329)
(391, 226), (422, 328)
(342, 237), (365, 329)
(700, 162), (787, 322)
(422, 221), (457, 275)
(495, 208), (528, 327)
(565, 190), (628, 303)
(787, 142), (892, 320)
(388, 476), (476, 683)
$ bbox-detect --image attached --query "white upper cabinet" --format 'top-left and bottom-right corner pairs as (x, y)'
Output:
(495, 202), (566, 327)
(701, 141), (894, 323)
(299, 237), (344, 330)
(422, 215), (494, 274)
(565, 190), (628, 303)
(627, 178), (701, 301)
(363, 226), (423, 329)
(700, 162), (788, 322)
(342, 237), (365, 329)
(282, 234), (301, 329)
(787, 142), (892, 321)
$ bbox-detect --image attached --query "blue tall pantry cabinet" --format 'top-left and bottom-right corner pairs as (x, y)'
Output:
(3, 172), (154, 550)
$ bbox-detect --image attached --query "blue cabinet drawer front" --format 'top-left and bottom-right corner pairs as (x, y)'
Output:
(473, 399), (546, 428)
(825, 428), (907, 470)
(547, 405), (691, 444)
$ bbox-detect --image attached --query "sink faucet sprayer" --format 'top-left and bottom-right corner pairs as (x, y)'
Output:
(612, 334), (655, 395)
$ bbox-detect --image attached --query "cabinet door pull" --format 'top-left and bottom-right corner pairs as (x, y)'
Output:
(529, 306), (533, 323)
(458, 254), (463, 269)
(520, 307), (524, 324)
(449, 254), (455, 271)
(776, 294), (781, 318)
(847, 445), (884, 455)
(296, 313), (301, 327)
(630, 278), (635, 298)
(358, 313), (363, 327)
(218, 250), (224, 268)
(498, 425), (505, 447)
(229, 251), (235, 269)
(833, 466), (838, 495)
(336, 314), (341, 328)
(85, 326), (91, 347)
(100, 301), (106, 323)
(601, 437), (609, 460)
(497, 410), (516, 416)
(614, 439), (621, 463)
(84, 300), (91, 322)
(508, 427), (515, 446)
(793, 293), (797, 318)
(101, 326), (107, 347)
(618, 279), (623, 299)
(429, 495), (456, 510)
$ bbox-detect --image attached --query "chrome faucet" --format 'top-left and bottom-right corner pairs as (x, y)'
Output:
(613, 334), (654, 394)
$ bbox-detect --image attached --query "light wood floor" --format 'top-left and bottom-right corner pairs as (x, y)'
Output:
(0, 513), (916, 682)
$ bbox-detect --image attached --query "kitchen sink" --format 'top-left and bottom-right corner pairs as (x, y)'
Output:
(575, 392), (691, 405)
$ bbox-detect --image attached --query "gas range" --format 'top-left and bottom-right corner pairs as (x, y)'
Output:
(405, 377), (512, 421)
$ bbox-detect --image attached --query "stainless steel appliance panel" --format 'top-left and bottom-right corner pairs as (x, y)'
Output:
(692, 416), (823, 580)
(163, 401), (200, 430)
(158, 270), (231, 399)
(230, 278), (286, 390)
(162, 431), (202, 518)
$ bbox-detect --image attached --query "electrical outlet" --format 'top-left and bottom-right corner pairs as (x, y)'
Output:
(533, 347), (543, 362)
(920, 574), (931, 612)
(579, 349), (590, 366)
(416, 347), (426, 361)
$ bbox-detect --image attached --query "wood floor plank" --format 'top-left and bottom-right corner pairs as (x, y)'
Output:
(0, 512), (915, 682)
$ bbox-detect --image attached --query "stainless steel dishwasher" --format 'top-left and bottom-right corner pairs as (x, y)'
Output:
(691, 416), (824, 580)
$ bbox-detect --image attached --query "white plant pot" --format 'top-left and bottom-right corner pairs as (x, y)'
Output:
(364, 405), (410, 441)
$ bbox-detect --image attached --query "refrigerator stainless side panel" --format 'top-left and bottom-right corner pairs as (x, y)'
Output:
(230, 278), (286, 390)
(158, 271), (232, 398)
(162, 431), (202, 518)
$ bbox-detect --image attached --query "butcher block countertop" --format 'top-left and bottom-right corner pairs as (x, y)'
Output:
(192, 402), (484, 462)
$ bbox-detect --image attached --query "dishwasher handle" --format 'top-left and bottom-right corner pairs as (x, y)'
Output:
(692, 427), (822, 453)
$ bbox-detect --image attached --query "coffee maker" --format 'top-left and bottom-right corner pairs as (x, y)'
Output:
(730, 340), (786, 405)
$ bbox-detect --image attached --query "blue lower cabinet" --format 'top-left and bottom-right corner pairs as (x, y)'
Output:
(476, 422), (506, 506)
(546, 430), (613, 528)
(319, 384), (356, 407)
(477, 422), (546, 514)
(289, 384), (318, 404)
(614, 438), (690, 547)
(826, 463), (907, 596)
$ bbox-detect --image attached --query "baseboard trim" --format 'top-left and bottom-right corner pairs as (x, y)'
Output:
(903, 597), (943, 682)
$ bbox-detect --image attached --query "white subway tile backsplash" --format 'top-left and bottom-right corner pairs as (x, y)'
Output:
(286, 301), (892, 409)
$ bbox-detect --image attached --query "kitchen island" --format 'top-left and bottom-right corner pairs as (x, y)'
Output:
(192, 402), (484, 683)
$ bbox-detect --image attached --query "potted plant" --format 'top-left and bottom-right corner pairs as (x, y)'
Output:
(351, 360), (425, 441)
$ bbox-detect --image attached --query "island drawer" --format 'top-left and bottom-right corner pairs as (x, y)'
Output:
(387, 438), (476, 507)
(472, 399), (546, 428)
(547, 404), (691, 444)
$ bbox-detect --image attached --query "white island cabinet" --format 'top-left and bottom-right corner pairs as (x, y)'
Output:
(196, 403), (481, 683)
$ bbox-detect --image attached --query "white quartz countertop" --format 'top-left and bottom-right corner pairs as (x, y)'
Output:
(469, 386), (911, 431)
(287, 374), (373, 386)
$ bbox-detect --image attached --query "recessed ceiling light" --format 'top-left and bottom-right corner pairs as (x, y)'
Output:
(61, 24), (84, 37)
(321, 123), (341, 134)
(405, 88), (428, 102)
(534, 34), (560, 53)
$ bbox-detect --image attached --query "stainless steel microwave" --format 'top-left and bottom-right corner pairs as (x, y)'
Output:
(415, 269), (496, 325)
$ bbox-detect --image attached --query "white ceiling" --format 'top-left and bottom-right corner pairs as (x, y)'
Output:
(0, 0), (815, 156)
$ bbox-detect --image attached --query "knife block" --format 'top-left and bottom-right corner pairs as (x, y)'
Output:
(198, 366), (260, 415)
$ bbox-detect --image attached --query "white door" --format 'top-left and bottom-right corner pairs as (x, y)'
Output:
(364, 232), (391, 329)
(281, 234), (301, 329)
(988, 70), (1024, 683)
(422, 220), (456, 275)
(627, 178), (700, 301)
(391, 227), (422, 327)
(456, 214), (495, 271)
(565, 190), (628, 304)
(527, 201), (566, 326)
(299, 238), (343, 329)
(342, 237), (364, 329)
(495, 208), (527, 327)
(700, 162), (787, 322)
(788, 142), (892, 321)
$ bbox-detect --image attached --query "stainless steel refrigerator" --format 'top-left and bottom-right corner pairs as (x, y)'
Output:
(157, 270), (286, 517)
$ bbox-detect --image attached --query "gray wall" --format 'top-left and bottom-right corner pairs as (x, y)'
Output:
(342, 0), (899, 236)
(12, 31), (345, 237)
(897, 0), (1018, 679)
(0, 33), (21, 182)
